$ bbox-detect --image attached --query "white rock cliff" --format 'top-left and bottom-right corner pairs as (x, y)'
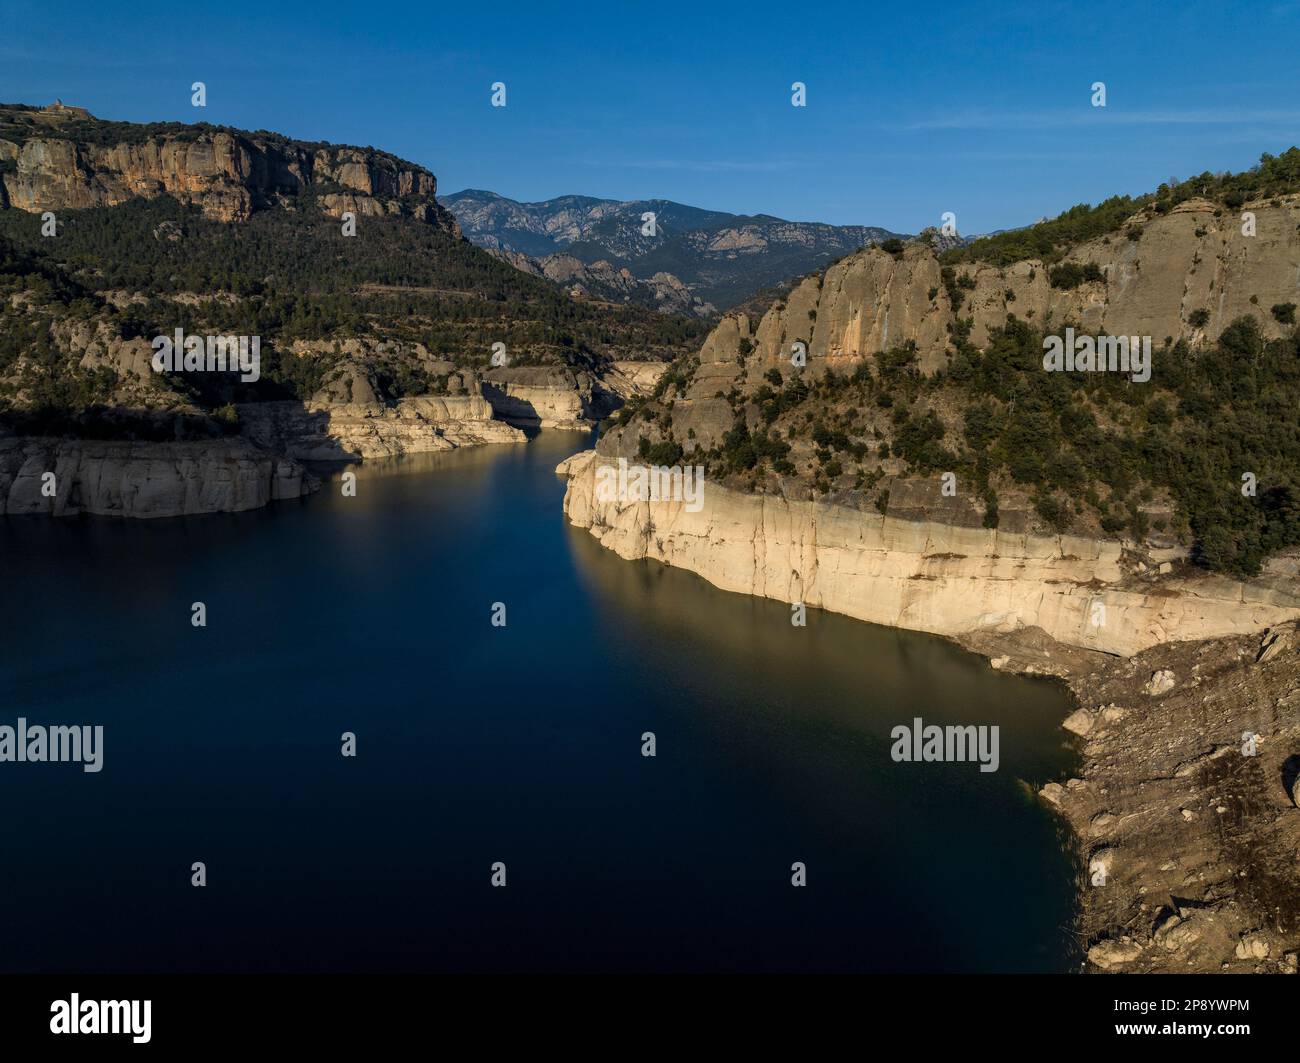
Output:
(559, 450), (1300, 656)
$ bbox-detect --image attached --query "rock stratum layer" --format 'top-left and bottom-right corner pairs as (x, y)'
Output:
(0, 113), (451, 227)
(0, 436), (314, 518)
(482, 365), (625, 430)
(238, 395), (525, 460)
(559, 450), (1300, 657)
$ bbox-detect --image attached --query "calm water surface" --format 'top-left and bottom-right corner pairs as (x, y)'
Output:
(0, 431), (1080, 971)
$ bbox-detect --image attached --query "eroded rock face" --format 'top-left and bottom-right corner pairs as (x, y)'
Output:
(482, 366), (618, 430)
(236, 395), (525, 460)
(1056, 623), (1300, 973)
(743, 244), (952, 374)
(558, 450), (1300, 656)
(606, 361), (671, 401)
(693, 196), (1300, 379)
(0, 437), (314, 518)
(0, 124), (452, 226)
(56, 318), (162, 403)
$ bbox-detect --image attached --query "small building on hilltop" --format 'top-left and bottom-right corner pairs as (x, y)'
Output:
(43, 99), (92, 119)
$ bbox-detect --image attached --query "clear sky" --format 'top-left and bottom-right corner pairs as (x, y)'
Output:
(5, 0), (1300, 233)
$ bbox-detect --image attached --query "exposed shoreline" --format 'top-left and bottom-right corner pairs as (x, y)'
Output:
(558, 449), (1300, 973)
(0, 435), (315, 518)
(0, 363), (668, 519)
(556, 449), (1300, 657)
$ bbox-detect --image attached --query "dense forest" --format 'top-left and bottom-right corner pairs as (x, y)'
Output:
(0, 189), (708, 430)
(0, 196), (705, 359)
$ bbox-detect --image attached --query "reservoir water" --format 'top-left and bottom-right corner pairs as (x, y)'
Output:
(0, 431), (1080, 972)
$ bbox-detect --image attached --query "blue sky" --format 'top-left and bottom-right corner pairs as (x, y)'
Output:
(4, 0), (1300, 233)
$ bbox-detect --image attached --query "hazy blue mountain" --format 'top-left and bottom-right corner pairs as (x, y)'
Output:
(440, 188), (905, 309)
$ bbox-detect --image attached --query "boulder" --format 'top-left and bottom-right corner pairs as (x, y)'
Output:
(1089, 847), (1115, 886)
(1088, 940), (1143, 968)
(1258, 625), (1294, 663)
(1144, 669), (1176, 696)
(1039, 782), (1067, 806)
(1063, 708), (1095, 736)
(1234, 934), (1270, 960)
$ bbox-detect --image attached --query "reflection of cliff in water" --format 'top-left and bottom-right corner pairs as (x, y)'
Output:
(563, 515), (1077, 783)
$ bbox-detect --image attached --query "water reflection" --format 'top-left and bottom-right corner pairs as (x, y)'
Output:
(0, 430), (1080, 972)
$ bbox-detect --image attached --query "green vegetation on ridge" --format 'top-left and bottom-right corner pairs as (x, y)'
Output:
(944, 148), (1300, 267)
(622, 313), (1300, 579)
(0, 192), (708, 428)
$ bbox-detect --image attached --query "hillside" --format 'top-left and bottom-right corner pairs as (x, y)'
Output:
(485, 247), (715, 318)
(597, 151), (1300, 579)
(0, 102), (707, 448)
(440, 188), (903, 310)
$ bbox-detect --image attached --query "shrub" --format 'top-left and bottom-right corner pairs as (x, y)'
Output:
(1033, 492), (1070, 533)
(1048, 262), (1105, 289)
(982, 487), (999, 529)
(643, 439), (684, 466)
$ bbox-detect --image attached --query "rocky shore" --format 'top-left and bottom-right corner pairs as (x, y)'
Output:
(0, 436), (314, 518)
(557, 449), (1300, 656)
(558, 450), (1300, 972)
(0, 362), (671, 519)
(236, 395), (526, 460)
(1018, 625), (1300, 974)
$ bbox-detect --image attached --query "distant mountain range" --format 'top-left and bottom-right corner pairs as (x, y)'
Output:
(439, 189), (905, 311)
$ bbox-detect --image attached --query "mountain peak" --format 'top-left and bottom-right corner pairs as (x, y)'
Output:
(440, 188), (904, 309)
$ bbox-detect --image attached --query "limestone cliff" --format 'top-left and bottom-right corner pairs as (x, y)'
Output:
(0, 436), (314, 518)
(558, 450), (1300, 657)
(0, 103), (455, 227)
(0, 105), (698, 518)
(237, 394), (524, 460)
(482, 365), (622, 430)
(606, 361), (672, 400)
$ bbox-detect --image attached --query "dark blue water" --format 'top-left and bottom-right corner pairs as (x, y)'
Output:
(0, 431), (1079, 972)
